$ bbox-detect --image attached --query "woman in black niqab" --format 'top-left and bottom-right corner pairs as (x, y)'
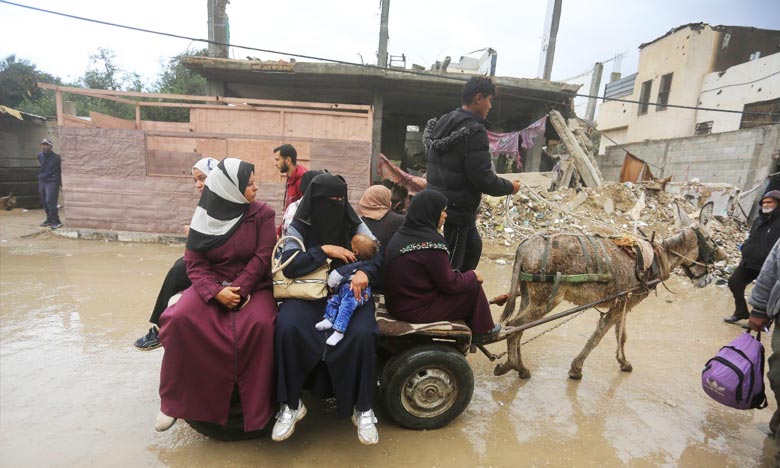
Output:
(274, 172), (381, 445)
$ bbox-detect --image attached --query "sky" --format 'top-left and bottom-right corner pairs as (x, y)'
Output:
(1, 0), (779, 90)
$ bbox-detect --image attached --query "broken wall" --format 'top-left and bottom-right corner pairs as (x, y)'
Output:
(599, 124), (780, 191)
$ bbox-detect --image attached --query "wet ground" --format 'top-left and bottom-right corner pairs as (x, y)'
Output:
(1, 209), (777, 467)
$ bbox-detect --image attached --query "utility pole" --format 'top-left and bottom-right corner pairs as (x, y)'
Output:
(585, 62), (603, 121)
(377, 0), (390, 68)
(372, 0), (390, 182)
(206, 0), (229, 96)
(539, 0), (562, 80)
(207, 0), (230, 58)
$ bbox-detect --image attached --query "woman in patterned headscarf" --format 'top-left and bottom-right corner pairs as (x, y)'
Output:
(155, 158), (278, 434)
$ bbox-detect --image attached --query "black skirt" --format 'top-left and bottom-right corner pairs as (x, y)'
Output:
(274, 297), (378, 416)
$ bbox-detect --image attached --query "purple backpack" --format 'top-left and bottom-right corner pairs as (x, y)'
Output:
(702, 332), (768, 410)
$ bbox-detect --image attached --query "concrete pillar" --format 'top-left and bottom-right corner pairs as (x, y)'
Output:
(207, 0), (229, 58)
(524, 108), (548, 172)
(377, 0), (390, 67)
(585, 62), (603, 121)
(541, 0), (562, 80)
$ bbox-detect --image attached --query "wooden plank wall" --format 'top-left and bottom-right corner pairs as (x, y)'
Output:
(58, 101), (372, 233)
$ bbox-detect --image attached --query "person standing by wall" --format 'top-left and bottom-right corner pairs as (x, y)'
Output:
(725, 191), (780, 323)
(37, 138), (62, 229)
(424, 77), (519, 271)
(274, 144), (307, 236)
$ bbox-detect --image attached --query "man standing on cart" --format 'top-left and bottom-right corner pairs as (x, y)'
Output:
(424, 76), (520, 271)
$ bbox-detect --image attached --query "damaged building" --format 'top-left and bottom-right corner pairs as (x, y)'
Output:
(181, 57), (579, 174)
(595, 23), (780, 199)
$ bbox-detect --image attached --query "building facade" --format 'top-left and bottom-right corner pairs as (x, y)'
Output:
(596, 23), (780, 154)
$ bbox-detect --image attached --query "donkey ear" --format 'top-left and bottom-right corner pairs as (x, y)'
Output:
(674, 202), (693, 228)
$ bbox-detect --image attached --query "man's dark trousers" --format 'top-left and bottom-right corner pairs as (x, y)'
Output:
(444, 222), (482, 272)
(729, 264), (761, 318)
(39, 181), (60, 224)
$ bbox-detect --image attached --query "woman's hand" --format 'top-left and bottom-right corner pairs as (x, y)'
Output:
(215, 286), (242, 309)
(474, 270), (484, 284)
(350, 270), (369, 301)
(321, 245), (357, 263)
(183, 225), (190, 235)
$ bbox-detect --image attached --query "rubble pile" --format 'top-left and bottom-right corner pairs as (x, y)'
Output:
(478, 181), (749, 273)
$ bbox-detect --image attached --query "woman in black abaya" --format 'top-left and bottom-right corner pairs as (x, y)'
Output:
(272, 174), (381, 445)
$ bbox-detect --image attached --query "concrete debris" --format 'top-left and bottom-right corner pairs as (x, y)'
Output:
(479, 181), (749, 279)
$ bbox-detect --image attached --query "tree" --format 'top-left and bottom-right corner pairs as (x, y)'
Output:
(0, 54), (59, 112)
(142, 49), (208, 122)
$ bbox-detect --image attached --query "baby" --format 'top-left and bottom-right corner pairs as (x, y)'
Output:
(315, 234), (378, 346)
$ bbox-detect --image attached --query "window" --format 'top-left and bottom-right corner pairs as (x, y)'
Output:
(695, 121), (713, 135)
(656, 73), (673, 111)
(637, 80), (652, 115)
(741, 98), (780, 129)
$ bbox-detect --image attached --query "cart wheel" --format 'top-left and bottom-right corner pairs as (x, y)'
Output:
(381, 345), (474, 430)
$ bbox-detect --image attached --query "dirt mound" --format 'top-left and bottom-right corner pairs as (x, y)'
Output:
(478, 182), (748, 275)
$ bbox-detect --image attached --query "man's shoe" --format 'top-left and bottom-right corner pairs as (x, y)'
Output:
(352, 409), (379, 445)
(154, 411), (177, 432)
(50, 222), (63, 230)
(134, 327), (161, 351)
(770, 409), (780, 436)
(39, 221), (52, 227)
(723, 314), (749, 323)
(272, 401), (306, 441)
(472, 324), (502, 344)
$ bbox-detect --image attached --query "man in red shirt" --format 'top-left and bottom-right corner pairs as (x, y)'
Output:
(274, 144), (307, 235)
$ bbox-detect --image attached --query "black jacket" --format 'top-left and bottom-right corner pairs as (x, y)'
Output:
(424, 108), (514, 225)
(741, 208), (780, 270)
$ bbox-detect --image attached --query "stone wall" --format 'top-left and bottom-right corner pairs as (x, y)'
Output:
(599, 124), (780, 190)
(59, 128), (372, 234)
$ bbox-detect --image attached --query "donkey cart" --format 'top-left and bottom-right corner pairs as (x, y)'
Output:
(375, 278), (661, 430)
(183, 279), (660, 440)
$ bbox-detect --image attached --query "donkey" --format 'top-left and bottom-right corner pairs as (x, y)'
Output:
(494, 212), (725, 380)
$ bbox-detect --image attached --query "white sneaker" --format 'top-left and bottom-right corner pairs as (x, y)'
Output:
(154, 411), (177, 432)
(272, 401), (307, 441)
(352, 409), (379, 445)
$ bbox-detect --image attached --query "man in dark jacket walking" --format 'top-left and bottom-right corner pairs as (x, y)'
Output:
(725, 190), (780, 323)
(424, 76), (520, 271)
(37, 138), (62, 229)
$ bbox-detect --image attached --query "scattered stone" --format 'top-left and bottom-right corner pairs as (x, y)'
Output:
(476, 181), (749, 280)
(604, 198), (614, 215)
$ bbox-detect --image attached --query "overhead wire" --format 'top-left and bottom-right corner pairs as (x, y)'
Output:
(2, 0), (779, 119)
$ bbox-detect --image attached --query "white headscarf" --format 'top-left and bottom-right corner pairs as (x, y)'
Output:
(192, 157), (219, 176)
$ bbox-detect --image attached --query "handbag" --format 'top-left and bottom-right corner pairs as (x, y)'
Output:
(272, 235), (330, 300)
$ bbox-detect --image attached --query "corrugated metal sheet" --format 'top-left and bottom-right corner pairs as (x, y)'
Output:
(604, 73), (637, 99)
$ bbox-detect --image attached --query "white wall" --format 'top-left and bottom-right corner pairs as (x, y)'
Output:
(696, 52), (780, 133)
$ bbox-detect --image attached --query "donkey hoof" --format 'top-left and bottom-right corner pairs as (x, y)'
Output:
(568, 369), (583, 380)
(517, 368), (532, 380)
(620, 363), (633, 373)
(493, 362), (512, 376)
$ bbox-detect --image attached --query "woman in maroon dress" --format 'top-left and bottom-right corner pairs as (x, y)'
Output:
(155, 158), (277, 432)
(383, 189), (499, 340)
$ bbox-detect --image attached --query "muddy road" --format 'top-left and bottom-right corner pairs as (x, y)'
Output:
(1, 209), (777, 467)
